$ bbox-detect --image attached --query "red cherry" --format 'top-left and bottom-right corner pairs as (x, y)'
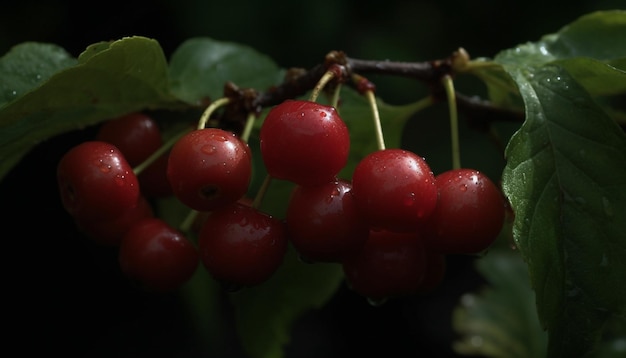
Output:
(166, 128), (252, 211)
(285, 179), (369, 263)
(75, 195), (154, 246)
(56, 141), (140, 221)
(351, 148), (438, 232)
(424, 168), (506, 254)
(259, 99), (350, 186)
(198, 202), (288, 288)
(119, 218), (199, 292)
(96, 112), (162, 166)
(342, 229), (428, 301)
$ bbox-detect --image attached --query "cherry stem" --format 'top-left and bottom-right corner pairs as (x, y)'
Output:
(252, 174), (273, 210)
(309, 69), (336, 102)
(132, 126), (192, 176)
(179, 209), (199, 236)
(364, 90), (386, 151)
(330, 83), (342, 109)
(240, 111), (256, 143)
(442, 74), (461, 170)
(197, 97), (232, 130)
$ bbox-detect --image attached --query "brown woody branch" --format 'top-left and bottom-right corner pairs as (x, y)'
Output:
(220, 49), (524, 134)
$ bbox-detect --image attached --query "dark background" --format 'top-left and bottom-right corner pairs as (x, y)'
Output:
(2, 1), (623, 357)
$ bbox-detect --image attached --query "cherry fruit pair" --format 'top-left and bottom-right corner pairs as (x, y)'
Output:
(57, 113), (199, 292)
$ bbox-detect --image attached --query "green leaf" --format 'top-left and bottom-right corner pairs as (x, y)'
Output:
(452, 249), (548, 358)
(229, 247), (344, 358)
(0, 36), (185, 182)
(0, 42), (76, 108)
(502, 64), (626, 357)
(470, 11), (626, 357)
(168, 37), (285, 104)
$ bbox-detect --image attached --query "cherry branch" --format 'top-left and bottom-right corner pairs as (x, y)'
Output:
(218, 49), (524, 134)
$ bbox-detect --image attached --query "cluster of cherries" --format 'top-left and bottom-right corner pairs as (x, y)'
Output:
(56, 98), (506, 302)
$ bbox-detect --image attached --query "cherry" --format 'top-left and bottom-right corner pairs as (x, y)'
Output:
(285, 178), (369, 263)
(118, 218), (199, 292)
(166, 128), (252, 211)
(259, 99), (350, 186)
(342, 229), (428, 302)
(96, 112), (163, 166)
(350, 148), (438, 232)
(57, 140), (140, 221)
(75, 195), (154, 246)
(96, 112), (172, 198)
(198, 202), (288, 289)
(424, 168), (505, 254)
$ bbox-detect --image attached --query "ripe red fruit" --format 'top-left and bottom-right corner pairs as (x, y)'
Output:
(259, 99), (350, 186)
(342, 229), (428, 301)
(119, 218), (199, 292)
(75, 195), (154, 246)
(285, 179), (369, 263)
(424, 168), (506, 254)
(96, 112), (163, 166)
(198, 202), (288, 288)
(166, 128), (252, 211)
(351, 148), (438, 232)
(57, 141), (140, 221)
(96, 112), (172, 198)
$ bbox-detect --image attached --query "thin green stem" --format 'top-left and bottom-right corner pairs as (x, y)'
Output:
(197, 97), (232, 130)
(364, 90), (385, 151)
(252, 174), (272, 210)
(442, 74), (461, 170)
(133, 126), (193, 176)
(179, 209), (200, 236)
(330, 83), (342, 109)
(240, 111), (256, 143)
(309, 70), (336, 102)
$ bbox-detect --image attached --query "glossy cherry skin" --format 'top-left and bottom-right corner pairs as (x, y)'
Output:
(259, 99), (350, 186)
(96, 113), (173, 198)
(198, 202), (288, 288)
(56, 141), (141, 221)
(342, 229), (428, 301)
(351, 148), (438, 232)
(167, 128), (252, 211)
(119, 218), (199, 292)
(424, 169), (505, 254)
(75, 195), (154, 246)
(285, 179), (369, 263)
(96, 112), (163, 166)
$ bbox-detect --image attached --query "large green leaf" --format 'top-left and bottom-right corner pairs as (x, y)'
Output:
(452, 249), (548, 358)
(0, 36), (184, 182)
(497, 10), (626, 357)
(168, 37), (285, 104)
(0, 42), (76, 108)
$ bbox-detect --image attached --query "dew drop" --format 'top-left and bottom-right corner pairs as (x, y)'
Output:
(201, 145), (217, 154)
(404, 192), (416, 206)
(96, 160), (111, 173)
(366, 297), (388, 307)
(459, 184), (468, 192)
